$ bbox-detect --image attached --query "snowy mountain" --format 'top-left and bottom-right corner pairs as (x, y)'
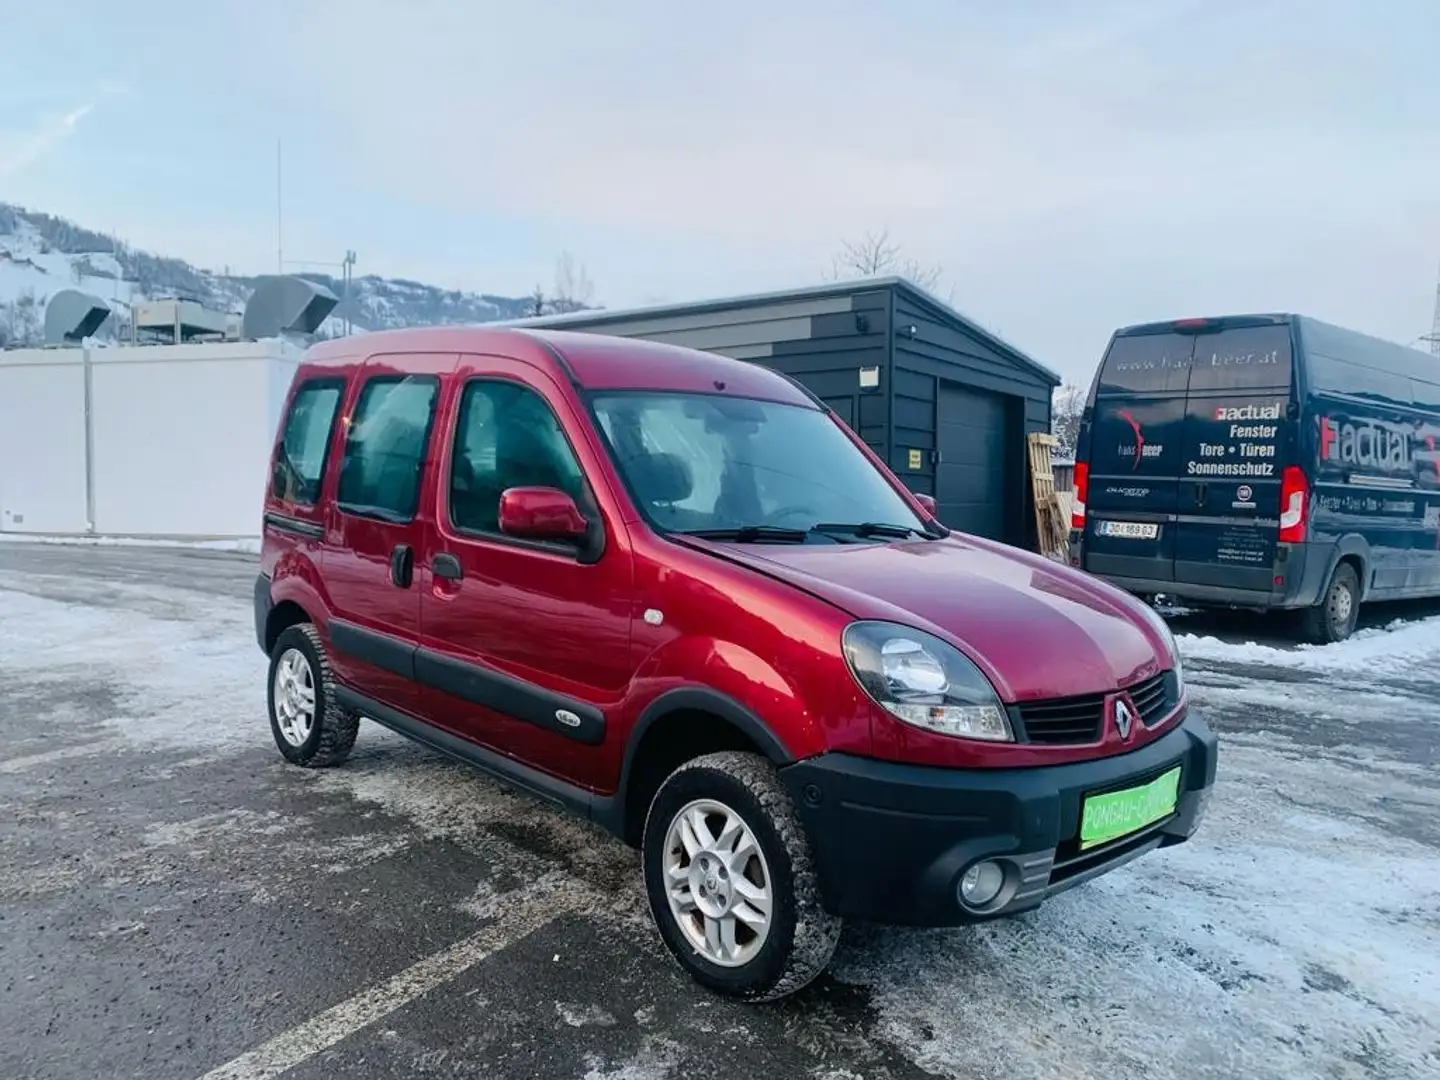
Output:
(0, 202), (559, 346)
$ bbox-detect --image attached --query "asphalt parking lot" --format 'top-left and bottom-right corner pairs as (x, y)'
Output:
(2, 543), (1437, 1080)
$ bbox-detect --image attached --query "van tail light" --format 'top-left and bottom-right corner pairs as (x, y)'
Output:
(1071, 461), (1089, 530)
(1278, 466), (1308, 543)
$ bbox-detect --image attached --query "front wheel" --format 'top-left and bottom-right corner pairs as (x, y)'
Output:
(641, 751), (841, 1002)
(1301, 561), (1360, 644)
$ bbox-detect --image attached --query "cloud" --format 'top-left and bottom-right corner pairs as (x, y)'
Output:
(0, 102), (96, 180)
(0, 79), (127, 181)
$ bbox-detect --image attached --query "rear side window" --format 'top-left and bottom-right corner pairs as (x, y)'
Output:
(336, 374), (439, 522)
(449, 379), (589, 535)
(272, 379), (343, 505)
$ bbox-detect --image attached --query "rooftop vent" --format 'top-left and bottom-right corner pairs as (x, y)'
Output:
(43, 289), (112, 345)
(132, 298), (232, 343)
(241, 275), (338, 340)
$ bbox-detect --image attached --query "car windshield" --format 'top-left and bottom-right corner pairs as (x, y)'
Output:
(590, 391), (930, 540)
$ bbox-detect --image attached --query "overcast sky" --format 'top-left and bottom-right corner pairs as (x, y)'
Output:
(3, 0), (1439, 382)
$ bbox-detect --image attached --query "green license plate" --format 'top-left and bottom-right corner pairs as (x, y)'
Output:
(1079, 766), (1182, 850)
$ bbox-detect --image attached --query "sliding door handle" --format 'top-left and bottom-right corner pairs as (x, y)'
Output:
(432, 553), (463, 581)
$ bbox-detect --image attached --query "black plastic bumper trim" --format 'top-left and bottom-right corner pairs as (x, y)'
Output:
(778, 710), (1219, 927)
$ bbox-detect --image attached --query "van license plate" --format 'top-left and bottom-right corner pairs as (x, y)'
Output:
(1079, 766), (1182, 850)
(1097, 520), (1159, 539)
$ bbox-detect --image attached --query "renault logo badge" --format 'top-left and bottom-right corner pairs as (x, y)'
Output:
(1115, 698), (1136, 740)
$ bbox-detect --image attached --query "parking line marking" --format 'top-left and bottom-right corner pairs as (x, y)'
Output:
(195, 900), (564, 1080)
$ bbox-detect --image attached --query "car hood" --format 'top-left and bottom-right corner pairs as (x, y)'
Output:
(684, 535), (1169, 702)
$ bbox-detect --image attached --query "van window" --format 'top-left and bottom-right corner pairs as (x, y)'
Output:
(1187, 325), (1293, 392)
(272, 379), (343, 505)
(1097, 333), (1194, 395)
(449, 380), (588, 535)
(336, 374), (439, 522)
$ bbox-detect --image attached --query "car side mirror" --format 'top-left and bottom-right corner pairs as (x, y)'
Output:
(498, 486), (589, 542)
(912, 491), (938, 517)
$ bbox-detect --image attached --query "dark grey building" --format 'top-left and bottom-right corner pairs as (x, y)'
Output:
(514, 278), (1059, 547)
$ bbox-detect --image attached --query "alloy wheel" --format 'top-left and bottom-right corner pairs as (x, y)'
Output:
(661, 798), (774, 968)
(272, 647), (316, 747)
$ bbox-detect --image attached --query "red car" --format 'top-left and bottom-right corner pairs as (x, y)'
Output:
(255, 327), (1217, 1001)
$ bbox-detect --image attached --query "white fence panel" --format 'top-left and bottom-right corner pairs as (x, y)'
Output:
(0, 350), (89, 533)
(90, 343), (295, 537)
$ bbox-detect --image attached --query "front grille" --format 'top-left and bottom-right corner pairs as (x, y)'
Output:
(1127, 672), (1171, 724)
(1016, 672), (1175, 745)
(1017, 693), (1106, 744)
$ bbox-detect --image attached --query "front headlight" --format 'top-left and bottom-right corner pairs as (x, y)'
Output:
(1136, 601), (1185, 698)
(843, 621), (1013, 742)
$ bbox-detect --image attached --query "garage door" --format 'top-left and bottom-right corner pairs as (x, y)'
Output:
(935, 381), (1012, 541)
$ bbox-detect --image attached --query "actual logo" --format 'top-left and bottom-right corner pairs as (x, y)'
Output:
(1114, 697), (1136, 740)
(1237, 484), (1253, 502)
(555, 709), (582, 729)
(1214, 402), (1283, 422)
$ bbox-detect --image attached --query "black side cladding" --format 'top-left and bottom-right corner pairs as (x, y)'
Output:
(328, 619), (417, 681)
(414, 649), (606, 746)
(324, 618), (605, 745)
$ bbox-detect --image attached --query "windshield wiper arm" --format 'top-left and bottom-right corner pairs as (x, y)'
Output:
(682, 525), (810, 543)
(810, 521), (925, 539)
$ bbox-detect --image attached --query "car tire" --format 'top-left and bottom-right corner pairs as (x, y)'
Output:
(1302, 561), (1360, 645)
(641, 750), (842, 1002)
(267, 623), (360, 768)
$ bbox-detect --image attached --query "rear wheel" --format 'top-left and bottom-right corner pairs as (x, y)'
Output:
(267, 623), (359, 767)
(641, 751), (841, 1002)
(1301, 561), (1360, 644)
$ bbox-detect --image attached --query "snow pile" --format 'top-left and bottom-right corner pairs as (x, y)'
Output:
(1177, 614), (1440, 677)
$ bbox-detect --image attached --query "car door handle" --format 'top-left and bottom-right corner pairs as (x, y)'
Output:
(390, 544), (414, 588)
(432, 553), (463, 581)
(1195, 482), (1208, 508)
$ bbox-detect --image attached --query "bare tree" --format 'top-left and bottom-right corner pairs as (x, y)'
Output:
(827, 229), (944, 292)
(551, 250), (595, 314)
(1051, 383), (1086, 459)
(4, 290), (42, 346)
(529, 285), (547, 318)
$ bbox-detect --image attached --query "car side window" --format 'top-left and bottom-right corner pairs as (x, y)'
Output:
(450, 379), (588, 536)
(336, 374), (439, 523)
(272, 378), (343, 505)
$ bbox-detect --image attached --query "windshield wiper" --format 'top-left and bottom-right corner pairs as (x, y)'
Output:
(682, 525), (810, 543)
(810, 521), (926, 539)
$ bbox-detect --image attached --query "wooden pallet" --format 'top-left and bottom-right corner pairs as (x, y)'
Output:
(1027, 432), (1068, 560)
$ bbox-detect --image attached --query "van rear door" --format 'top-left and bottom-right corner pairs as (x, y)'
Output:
(1173, 322), (1296, 593)
(1082, 330), (1194, 584)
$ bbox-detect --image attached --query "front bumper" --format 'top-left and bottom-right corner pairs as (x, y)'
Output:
(778, 710), (1218, 927)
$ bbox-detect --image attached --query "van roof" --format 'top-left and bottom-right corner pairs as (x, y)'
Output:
(299, 325), (819, 407)
(1114, 313), (1293, 336)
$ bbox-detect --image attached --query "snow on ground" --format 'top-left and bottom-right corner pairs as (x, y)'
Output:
(2, 560), (1438, 1080)
(0, 533), (260, 554)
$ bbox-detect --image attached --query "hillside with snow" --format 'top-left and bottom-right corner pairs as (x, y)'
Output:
(0, 202), (564, 346)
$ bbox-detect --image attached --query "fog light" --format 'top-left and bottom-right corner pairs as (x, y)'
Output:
(958, 860), (1006, 908)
